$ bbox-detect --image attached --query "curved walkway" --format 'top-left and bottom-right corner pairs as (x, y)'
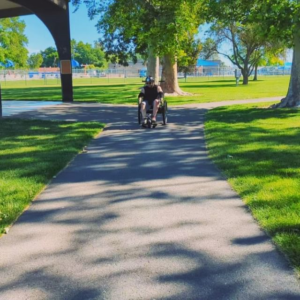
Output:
(1, 98), (300, 300)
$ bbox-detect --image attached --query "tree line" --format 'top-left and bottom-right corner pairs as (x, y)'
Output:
(0, 18), (108, 70)
(33, 40), (108, 70)
(71, 0), (299, 107)
(1, 0), (299, 107)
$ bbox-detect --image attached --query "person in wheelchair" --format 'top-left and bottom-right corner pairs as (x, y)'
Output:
(138, 76), (163, 128)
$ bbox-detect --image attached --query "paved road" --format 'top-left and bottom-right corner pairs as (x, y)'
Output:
(1, 98), (300, 300)
(1, 100), (62, 117)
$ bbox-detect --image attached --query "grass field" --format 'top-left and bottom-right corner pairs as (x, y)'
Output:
(2, 74), (299, 277)
(1, 75), (289, 105)
(0, 119), (104, 235)
(205, 102), (300, 275)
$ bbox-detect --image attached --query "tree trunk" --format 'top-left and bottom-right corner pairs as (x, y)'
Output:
(273, 30), (300, 108)
(160, 53), (190, 95)
(147, 48), (159, 84)
(242, 69), (249, 84)
(242, 60), (250, 85)
(253, 65), (258, 81)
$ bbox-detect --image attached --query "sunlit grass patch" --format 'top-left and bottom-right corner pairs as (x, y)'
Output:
(2, 76), (289, 105)
(171, 76), (289, 105)
(205, 102), (300, 274)
(0, 118), (104, 235)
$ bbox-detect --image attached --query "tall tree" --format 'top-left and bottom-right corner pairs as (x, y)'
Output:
(93, 42), (108, 69)
(40, 47), (59, 67)
(178, 38), (202, 79)
(205, 0), (300, 107)
(252, 45), (286, 81)
(28, 53), (43, 69)
(199, 38), (218, 60)
(209, 22), (280, 85)
(74, 41), (94, 65)
(253, 0), (300, 107)
(72, 40), (108, 68)
(71, 0), (204, 94)
(0, 18), (28, 68)
(156, 0), (203, 94)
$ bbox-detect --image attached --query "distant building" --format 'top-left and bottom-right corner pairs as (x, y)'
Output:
(108, 60), (147, 77)
(39, 67), (60, 73)
(196, 59), (222, 76)
(196, 59), (221, 67)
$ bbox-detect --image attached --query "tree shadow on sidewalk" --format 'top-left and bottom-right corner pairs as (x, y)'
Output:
(1, 104), (300, 299)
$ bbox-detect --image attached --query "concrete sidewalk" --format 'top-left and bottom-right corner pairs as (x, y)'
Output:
(1, 98), (300, 300)
(1, 100), (62, 117)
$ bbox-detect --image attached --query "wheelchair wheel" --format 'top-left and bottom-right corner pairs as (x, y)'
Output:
(162, 102), (168, 125)
(138, 105), (142, 124)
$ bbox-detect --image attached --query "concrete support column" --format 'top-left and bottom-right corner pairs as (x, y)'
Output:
(11, 0), (73, 102)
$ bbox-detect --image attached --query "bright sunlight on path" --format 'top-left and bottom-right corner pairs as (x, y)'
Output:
(2, 100), (62, 116)
(1, 98), (300, 300)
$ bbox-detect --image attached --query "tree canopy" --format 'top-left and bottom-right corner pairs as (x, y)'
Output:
(199, 38), (218, 60)
(208, 21), (286, 84)
(177, 38), (202, 77)
(40, 41), (108, 69)
(40, 47), (59, 67)
(71, 39), (107, 68)
(28, 53), (43, 69)
(72, 0), (203, 58)
(72, 0), (204, 93)
(0, 18), (28, 68)
(236, 0), (300, 107)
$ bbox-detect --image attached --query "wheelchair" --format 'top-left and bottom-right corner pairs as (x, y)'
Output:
(138, 97), (168, 128)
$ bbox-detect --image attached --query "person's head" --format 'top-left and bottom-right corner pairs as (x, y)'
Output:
(145, 76), (155, 87)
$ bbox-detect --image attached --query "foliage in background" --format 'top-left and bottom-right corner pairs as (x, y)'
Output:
(39, 41), (108, 69)
(71, 39), (108, 68)
(251, 45), (287, 81)
(204, 0), (300, 107)
(198, 37), (219, 60)
(177, 38), (202, 77)
(252, 0), (300, 108)
(0, 18), (28, 68)
(203, 1), (288, 85)
(208, 21), (285, 85)
(71, 0), (204, 94)
(40, 47), (59, 67)
(27, 53), (43, 69)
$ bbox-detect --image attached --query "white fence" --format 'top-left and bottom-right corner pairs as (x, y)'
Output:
(0, 66), (292, 83)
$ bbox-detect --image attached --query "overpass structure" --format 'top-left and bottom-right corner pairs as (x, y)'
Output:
(0, 0), (73, 102)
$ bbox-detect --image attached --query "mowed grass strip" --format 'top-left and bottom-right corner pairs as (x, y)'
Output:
(0, 118), (104, 234)
(2, 76), (289, 105)
(205, 103), (300, 274)
(172, 76), (288, 105)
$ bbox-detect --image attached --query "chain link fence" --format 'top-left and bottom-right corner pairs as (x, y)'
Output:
(178, 66), (291, 77)
(0, 66), (292, 86)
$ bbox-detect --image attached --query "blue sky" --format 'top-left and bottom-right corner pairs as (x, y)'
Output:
(21, 9), (224, 63)
(21, 5), (99, 54)
(20, 5), (292, 65)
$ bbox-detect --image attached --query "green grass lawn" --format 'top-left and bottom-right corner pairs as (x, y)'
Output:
(1, 74), (297, 274)
(205, 102), (300, 275)
(172, 76), (288, 105)
(1, 75), (289, 105)
(0, 118), (104, 235)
